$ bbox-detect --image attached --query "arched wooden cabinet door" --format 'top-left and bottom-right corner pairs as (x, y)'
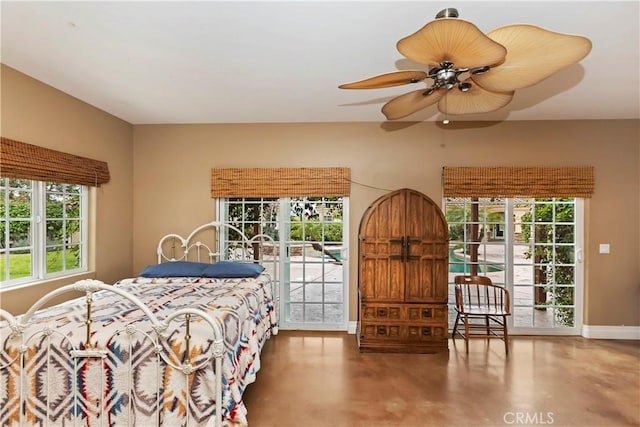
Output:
(358, 188), (449, 353)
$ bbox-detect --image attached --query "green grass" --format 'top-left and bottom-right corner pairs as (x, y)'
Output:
(0, 250), (79, 280)
(0, 252), (31, 280)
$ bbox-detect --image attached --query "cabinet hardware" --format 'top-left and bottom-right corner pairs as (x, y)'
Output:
(405, 236), (410, 262)
(422, 309), (431, 318)
(402, 236), (407, 261)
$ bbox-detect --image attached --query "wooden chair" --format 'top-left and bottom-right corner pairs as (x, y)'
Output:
(452, 275), (511, 354)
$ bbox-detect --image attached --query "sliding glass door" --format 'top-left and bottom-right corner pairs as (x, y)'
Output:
(217, 197), (348, 331)
(444, 197), (583, 334)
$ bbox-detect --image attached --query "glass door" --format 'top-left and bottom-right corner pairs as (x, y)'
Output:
(218, 196), (348, 331)
(444, 197), (583, 334)
(510, 198), (583, 334)
(282, 197), (347, 330)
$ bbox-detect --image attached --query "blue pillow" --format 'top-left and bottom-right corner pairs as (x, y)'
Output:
(139, 261), (211, 278)
(202, 261), (265, 278)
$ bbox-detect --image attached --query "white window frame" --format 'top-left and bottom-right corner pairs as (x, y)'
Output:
(279, 197), (349, 331)
(0, 178), (88, 289)
(444, 196), (584, 335)
(216, 196), (349, 331)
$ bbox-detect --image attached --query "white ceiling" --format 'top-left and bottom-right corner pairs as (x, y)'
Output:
(1, 1), (639, 125)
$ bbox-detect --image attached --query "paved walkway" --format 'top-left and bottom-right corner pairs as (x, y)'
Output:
(265, 242), (563, 328)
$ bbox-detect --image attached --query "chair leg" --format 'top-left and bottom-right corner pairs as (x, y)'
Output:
(463, 315), (470, 354)
(452, 312), (461, 339)
(485, 316), (490, 339)
(503, 315), (509, 355)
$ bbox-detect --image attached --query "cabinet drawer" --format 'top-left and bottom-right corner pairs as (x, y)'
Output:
(406, 305), (447, 322)
(362, 305), (402, 320)
(361, 303), (447, 322)
(361, 323), (402, 339)
(406, 325), (447, 341)
(360, 322), (448, 341)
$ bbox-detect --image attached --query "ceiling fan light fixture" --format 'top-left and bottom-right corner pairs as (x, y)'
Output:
(338, 8), (592, 120)
(435, 68), (460, 90)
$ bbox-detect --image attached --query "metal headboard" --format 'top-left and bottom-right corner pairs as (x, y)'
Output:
(155, 221), (279, 332)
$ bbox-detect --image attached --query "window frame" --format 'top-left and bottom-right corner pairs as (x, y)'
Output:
(1, 178), (88, 289)
(216, 196), (350, 331)
(444, 196), (584, 335)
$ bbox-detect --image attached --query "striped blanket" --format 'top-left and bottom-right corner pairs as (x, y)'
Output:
(0, 275), (276, 426)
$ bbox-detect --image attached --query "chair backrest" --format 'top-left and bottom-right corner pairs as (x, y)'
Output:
(454, 275), (511, 314)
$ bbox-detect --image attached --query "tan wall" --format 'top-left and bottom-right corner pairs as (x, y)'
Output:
(0, 65), (134, 314)
(2, 64), (637, 327)
(133, 120), (640, 327)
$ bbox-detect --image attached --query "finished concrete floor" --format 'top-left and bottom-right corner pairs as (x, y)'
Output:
(243, 331), (640, 427)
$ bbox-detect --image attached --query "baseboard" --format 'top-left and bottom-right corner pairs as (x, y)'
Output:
(347, 321), (357, 334)
(582, 325), (640, 340)
(346, 322), (640, 339)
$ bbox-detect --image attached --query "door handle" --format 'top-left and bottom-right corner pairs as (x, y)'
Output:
(405, 236), (410, 262)
(391, 236), (418, 262)
(390, 237), (406, 260)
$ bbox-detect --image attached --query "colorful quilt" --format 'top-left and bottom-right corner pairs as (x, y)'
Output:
(0, 275), (277, 426)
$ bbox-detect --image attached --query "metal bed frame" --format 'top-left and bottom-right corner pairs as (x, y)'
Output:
(0, 221), (278, 426)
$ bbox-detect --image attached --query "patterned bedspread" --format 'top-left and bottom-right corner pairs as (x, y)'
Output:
(0, 275), (276, 426)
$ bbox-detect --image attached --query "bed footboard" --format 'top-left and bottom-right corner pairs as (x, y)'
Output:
(0, 279), (225, 427)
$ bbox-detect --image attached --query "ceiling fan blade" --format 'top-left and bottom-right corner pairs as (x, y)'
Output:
(396, 18), (507, 68)
(381, 88), (445, 120)
(439, 82), (514, 115)
(339, 70), (429, 89)
(472, 24), (592, 92)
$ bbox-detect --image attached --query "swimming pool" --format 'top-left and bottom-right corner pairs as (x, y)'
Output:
(448, 248), (504, 273)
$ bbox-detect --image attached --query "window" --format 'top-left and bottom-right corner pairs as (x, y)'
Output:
(444, 196), (583, 334)
(0, 178), (88, 288)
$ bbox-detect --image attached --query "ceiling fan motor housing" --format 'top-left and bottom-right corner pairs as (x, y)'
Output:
(435, 8), (459, 19)
(435, 68), (459, 90)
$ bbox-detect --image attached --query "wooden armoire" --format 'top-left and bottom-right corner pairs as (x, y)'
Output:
(358, 188), (449, 353)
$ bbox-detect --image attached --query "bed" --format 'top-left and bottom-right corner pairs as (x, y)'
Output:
(0, 221), (278, 427)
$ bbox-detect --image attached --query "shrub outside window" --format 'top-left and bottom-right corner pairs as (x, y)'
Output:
(0, 178), (87, 288)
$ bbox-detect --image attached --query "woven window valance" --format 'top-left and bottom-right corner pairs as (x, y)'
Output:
(211, 167), (351, 198)
(442, 166), (594, 198)
(1, 137), (110, 187)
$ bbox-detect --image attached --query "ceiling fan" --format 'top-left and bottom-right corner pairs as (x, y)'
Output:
(339, 8), (592, 120)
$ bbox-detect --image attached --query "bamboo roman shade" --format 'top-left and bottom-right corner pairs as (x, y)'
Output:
(442, 166), (594, 198)
(211, 167), (351, 198)
(1, 137), (110, 187)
